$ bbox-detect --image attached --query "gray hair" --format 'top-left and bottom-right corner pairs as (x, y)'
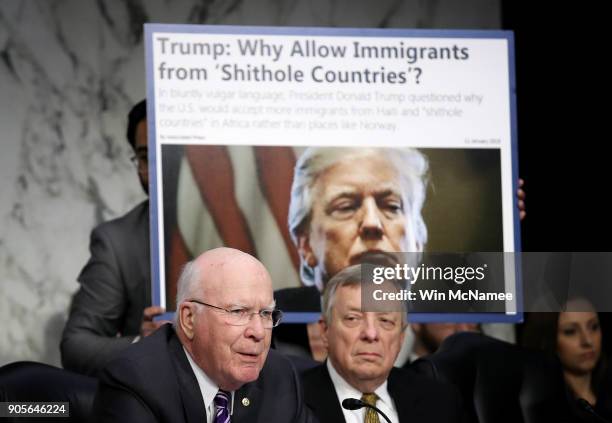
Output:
(288, 147), (428, 288)
(173, 259), (202, 326)
(321, 264), (407, 324)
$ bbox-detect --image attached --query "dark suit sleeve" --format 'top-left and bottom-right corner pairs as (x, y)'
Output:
(93, 359), (158, 423)
(453, 386), (468, 423)
(427, 379), (466, 423)
(235, 350), (319, 422)
(439, 379), (467, 423)
(283, 353), (320, 423)
(289, 359), (319, 423)
(304, 405), (320, 423)
(61, 225), (137, 376)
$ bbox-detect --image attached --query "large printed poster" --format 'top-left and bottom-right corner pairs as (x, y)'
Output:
(145, 25), (521, 322)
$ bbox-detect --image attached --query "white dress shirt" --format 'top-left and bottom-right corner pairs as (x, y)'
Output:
(184, 347), (234, 423)
(327, 360), (399, 423)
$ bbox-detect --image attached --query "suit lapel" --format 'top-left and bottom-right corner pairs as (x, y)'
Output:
(136, 201), (151, 301)
(233, 382), (262, 422)
(388, 368), (421, 423)
(304, 364), (346, 423)
(168, 333), (207, 423)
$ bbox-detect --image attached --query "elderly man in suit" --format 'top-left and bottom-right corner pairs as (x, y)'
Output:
(302, 264), (463, 423)
(93, 247), (313, 422)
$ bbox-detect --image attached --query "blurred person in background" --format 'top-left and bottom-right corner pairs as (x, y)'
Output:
(522, 298), (611, 421)
(408, 323), (480, 364)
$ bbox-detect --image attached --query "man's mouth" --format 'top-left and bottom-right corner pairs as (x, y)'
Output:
(237, 351), (260, 357)
(237, 353), (262, 365)
(355, 351), (382, 359)
(350, 250), (399, 267)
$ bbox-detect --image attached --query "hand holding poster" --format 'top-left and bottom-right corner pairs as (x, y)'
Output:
(145, 25), (520, 323)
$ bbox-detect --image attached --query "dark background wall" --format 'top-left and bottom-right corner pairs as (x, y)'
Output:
(502, 2), (609, 251)
(503, 1), (611, 353)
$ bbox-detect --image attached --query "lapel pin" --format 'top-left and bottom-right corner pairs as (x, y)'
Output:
(242, 397), (250, 407)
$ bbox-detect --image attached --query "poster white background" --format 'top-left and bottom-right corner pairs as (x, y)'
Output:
(146, 25), (519, 319)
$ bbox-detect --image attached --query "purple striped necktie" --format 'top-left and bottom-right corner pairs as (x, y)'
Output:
(214, 390), (231, 423)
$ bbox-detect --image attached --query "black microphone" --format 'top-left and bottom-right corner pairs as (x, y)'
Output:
(577, 398), (611, 423)
(342, 398), (392, 423)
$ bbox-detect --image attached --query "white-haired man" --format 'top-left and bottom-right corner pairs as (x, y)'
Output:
(94, 247), (313, 422)
(302, 264), (463, 422)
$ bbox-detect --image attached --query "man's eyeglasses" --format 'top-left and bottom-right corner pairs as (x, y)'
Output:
(187, 299), (283, 328)
(130, 150), (148, 169)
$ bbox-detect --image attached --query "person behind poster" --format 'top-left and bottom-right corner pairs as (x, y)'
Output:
(61, 100), (168, 376)
(408, 322), (479, 363)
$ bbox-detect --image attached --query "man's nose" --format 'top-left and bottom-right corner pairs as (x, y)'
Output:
(244, 313), (266, 341)
(359, 198), (384, 240)
(360, 316), (380, 342)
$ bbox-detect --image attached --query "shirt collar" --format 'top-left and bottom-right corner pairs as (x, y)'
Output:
(326, 359), (393, 411)
(183, 346), (234, 415)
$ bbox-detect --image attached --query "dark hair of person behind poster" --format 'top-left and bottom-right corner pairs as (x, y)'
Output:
(126, 99), (147, 149)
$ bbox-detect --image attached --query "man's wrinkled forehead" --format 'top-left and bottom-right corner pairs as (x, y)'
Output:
(332, 284), (403, 318)
(330, 283), (361, 312)
(199, 256), (271, 295)
(320, 182), (404, 203)
(313, 155), (404, 193)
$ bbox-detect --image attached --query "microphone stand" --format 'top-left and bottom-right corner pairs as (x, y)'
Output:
(342, 398), (393, 423)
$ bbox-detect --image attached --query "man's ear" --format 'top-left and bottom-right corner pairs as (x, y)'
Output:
(297, 234), (318, 268)
(179, 303), (196, 340)
(319, 317), (329, 349)
(399, 322), (407, 345)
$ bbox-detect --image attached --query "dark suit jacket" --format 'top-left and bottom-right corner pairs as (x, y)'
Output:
(275, 286), (321, 313)
(272, 286), (321, 358)
(302, 363), (463, 423)
(61, 200), (150, 376)
(93, 324), (313, 423)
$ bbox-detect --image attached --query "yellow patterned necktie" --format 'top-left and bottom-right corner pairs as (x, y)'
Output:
(361, 393), (380, 423)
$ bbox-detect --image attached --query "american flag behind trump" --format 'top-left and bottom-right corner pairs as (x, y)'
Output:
(162, 144), (305, 309)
